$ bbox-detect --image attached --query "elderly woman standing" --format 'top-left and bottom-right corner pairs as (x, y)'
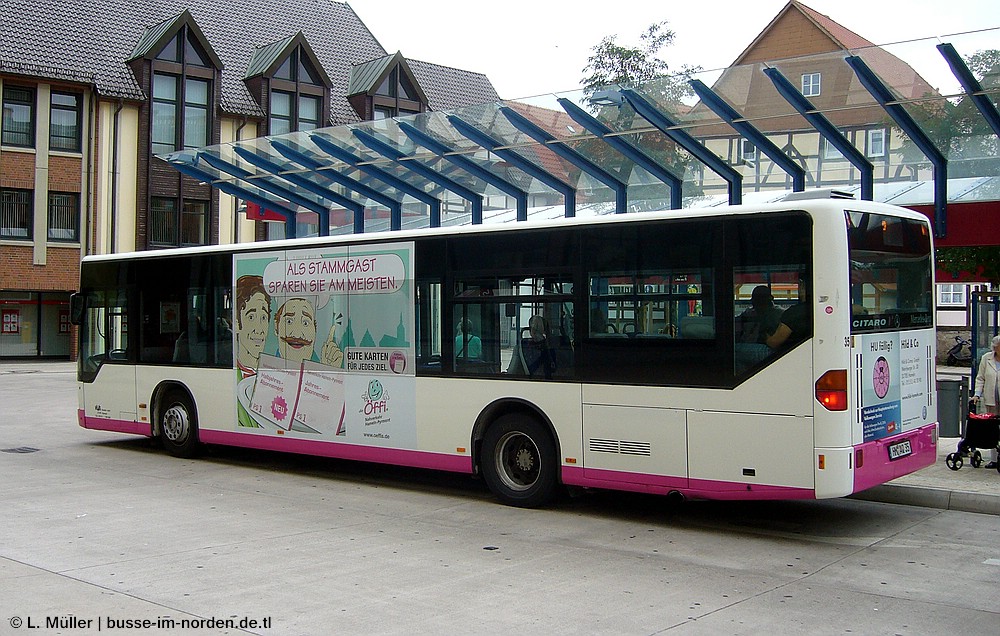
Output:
(973, 335), (1000, 468)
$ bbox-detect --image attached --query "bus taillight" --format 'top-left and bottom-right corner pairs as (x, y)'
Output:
(816, 370), (848, 411)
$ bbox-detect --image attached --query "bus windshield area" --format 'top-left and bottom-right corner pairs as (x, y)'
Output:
(847, 211), (933, 334)
(78, 289), (129, 376)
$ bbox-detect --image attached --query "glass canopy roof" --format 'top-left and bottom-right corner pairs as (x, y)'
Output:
(162, 28), (1000, 238)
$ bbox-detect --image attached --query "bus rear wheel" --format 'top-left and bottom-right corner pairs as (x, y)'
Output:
(481, 414), (558, 508)
(159, 389), (199, 458)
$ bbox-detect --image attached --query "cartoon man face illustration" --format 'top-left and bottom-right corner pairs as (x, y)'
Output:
(235, 275), (271, 373)
(275, 297), (317, 364)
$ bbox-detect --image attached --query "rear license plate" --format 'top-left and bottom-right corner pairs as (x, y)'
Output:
(888, 439), (912, 461)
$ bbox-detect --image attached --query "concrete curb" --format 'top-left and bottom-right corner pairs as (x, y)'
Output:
(851, 484), (1000, 516)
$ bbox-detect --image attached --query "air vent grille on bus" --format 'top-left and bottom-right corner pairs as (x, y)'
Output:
(589, 438), (652, 456)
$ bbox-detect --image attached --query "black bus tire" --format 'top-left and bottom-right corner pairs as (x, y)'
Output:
(481, 414), (558, 508)
(159, 389), (199, 458)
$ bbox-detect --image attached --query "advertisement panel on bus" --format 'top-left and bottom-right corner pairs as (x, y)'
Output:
(233, 241), (417, 449)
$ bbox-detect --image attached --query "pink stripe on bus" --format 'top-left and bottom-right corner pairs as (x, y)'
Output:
(561, 466), (814, 500)
(199, 429), (474, 473)
(79, 412), (151, 436)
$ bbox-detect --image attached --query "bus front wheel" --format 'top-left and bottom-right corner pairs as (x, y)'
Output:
(159, 389), (199, 458)
(481, 414), (558, 508)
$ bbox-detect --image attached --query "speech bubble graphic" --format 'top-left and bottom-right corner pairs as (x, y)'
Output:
(263, 253), (405, 309)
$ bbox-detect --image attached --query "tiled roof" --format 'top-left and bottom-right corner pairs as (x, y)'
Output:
(0, 0), (500, 124)
(794, 1), (875, 50)
(409, 59), (500, 110)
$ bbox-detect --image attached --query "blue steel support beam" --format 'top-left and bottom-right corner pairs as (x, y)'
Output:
(500, 105), (628, 213)
(762, 66), (874, 201)
(556, 97), (683, 210)
(197, 151), (332, 236)
(169, 161), (298, 238)
(688, 79), (806, 192)
(269, 139), (403, 231)
(310, 133), (442, 227)
(846, 55), (949, 236)
(938, 43), (1000, 138)
(397, 122), (529, 221)
(233, 146), (365, 234)
(353, 129), (484, 225)
(620, 88), (744, 205)
(448, 114), (576, 218)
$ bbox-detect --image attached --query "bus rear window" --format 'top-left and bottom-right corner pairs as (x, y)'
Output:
(848, 211), (933, 333)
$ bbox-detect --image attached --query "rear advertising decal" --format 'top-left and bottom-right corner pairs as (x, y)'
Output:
(233, 242), (416, 449)
(857, 331), (934, 442)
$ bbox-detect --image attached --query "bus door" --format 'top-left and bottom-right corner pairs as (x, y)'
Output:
(77, 289), (140, 429)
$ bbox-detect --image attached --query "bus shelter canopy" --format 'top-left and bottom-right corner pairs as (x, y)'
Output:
(162, 29), (1000, 240)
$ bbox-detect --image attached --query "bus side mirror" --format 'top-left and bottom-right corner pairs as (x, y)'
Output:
(69, 293), (85, 325)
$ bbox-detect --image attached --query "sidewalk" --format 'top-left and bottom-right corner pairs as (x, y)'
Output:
(4, 361), (998, 514)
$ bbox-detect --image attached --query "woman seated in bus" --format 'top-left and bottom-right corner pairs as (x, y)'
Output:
(454, 320), (482, 360)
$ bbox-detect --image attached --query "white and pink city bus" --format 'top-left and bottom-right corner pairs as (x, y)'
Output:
(73, 197), (938, 507)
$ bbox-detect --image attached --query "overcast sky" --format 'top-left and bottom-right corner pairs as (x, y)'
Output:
(348, 0), (1000, 99)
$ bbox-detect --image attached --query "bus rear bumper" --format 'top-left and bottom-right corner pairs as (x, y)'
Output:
(852, 423), (937, 494)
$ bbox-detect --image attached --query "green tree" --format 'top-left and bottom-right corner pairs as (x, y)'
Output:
(581, 20), (700, 103)
(937, 246), (1000, 286)
(579, 21), (703, 209)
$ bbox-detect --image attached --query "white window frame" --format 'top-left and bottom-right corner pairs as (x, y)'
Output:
(867, 129), (886, 158)
(741, 139), (757, 164)
(801, 72), (821, 97)
(822, 137), (843, 160)
(937, 283), (967, 306)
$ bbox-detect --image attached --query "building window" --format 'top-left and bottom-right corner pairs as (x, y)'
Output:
(1, 188), (32, 239)
(180, 200), (208, 246)
(150, 198), (178, 245)
(741, 139), (757, 164)
(372, 65), (423, 119)
(867, 129), (886, 157)
(152, 74), (180, 154)
(47, 192), (79, 241)
(183, 78), (209, 149)
(151, 197), (208, 247)
(938, 284), (967, 306)
(822, 137), (844, 160)
(150, 27), (213, 155)
(50, 92), (82, 152)
(801, 72), (821, 98)
(269, 47), (326, 134)
(270, 91), (292, 135)
(2, 85), (35, 148)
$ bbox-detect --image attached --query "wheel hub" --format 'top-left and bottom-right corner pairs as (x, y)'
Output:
(514, 448), (535, 472)
(162, 405), (189, 442)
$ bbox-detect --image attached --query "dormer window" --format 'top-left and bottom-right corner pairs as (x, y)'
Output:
(245, 33), (332, 136)
(269, 47), (325, 134)
(149, 27), (217, 154)
(348, 52), (429, 121)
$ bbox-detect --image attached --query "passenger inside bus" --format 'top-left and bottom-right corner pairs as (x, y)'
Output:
(508, 315), (556, 379)
(454, 319), (482, 360)
(766, 277), (811, 350)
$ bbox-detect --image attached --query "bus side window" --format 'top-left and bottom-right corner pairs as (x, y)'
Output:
(416, 281), (442, 372)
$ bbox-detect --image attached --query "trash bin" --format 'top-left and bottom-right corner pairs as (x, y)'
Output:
(936, 377), (968, 438)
